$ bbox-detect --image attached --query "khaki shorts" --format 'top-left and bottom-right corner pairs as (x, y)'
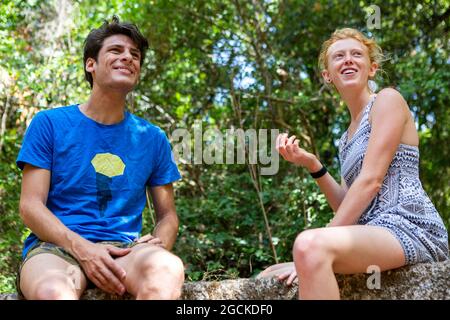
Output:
(16, 240), (136, 299)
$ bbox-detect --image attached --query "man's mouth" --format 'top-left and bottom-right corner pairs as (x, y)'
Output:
(113, 66), (133, 74)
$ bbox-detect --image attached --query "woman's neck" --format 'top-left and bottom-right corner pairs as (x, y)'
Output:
(339, 87), (373, 122)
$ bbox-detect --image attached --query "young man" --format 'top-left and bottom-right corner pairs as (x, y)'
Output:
(16, 16), (184, 300)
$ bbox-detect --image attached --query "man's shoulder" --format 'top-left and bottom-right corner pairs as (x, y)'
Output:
(127, 112), (167, 138)
(35, 105), (78, 120)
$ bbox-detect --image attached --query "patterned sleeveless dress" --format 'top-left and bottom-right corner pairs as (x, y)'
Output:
(338, 95), (449, 265)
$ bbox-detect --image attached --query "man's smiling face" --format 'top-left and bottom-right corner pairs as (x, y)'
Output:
(86, 34), (141, 93)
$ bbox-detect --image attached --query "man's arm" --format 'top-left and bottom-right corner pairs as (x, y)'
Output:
(148, 184), (179, 251)
(19, 164), (83, 250)
(19, 164), (130, 295)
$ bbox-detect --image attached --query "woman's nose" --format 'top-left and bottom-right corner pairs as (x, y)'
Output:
(343, 53), (354, 64)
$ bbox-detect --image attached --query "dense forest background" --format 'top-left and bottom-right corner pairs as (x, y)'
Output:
(0, 0), (448, 292)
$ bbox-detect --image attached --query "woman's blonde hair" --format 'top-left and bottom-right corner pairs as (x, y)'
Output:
(318, 28), (384, 73)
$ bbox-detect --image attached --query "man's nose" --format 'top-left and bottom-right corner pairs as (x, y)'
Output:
(120, 50), (133, 62)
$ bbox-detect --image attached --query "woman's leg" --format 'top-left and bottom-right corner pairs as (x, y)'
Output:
(293, 225), (405, 299)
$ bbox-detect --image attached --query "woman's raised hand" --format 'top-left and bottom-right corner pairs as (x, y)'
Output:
(276, 133), (317, 170)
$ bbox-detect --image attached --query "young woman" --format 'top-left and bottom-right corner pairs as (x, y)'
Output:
(258, 28), (448, 299)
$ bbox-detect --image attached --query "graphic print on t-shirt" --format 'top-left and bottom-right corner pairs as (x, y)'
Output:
(91, 153), (125, 216)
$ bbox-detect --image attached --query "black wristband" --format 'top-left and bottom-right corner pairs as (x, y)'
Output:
(310, 165), (327, 179)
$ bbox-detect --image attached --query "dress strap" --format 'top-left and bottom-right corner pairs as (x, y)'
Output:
(365, 94), (377, 114)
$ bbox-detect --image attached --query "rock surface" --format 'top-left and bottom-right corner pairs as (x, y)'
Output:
(2, 260), (449, 300)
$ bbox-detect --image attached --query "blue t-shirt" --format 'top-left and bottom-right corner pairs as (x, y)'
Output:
(16, 105), (181, 258)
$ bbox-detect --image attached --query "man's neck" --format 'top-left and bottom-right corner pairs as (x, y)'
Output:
(79, 87), (128, 125)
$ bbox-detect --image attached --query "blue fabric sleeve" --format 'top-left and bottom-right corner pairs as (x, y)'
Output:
(16, 111), (54, 171)
(147, 130), (181, 187)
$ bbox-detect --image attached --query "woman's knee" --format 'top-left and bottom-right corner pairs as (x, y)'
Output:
(293, 230), (332, 271)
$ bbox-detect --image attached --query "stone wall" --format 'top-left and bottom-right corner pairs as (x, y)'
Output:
(2, 260), (449, 300)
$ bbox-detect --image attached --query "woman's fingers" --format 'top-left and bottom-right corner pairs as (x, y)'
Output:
(276, 134), (282, 150)
(278, 133), (288, 149)
(277, 270), (291, 281)
(276, 269), (297, 286)
(286, 271), (298, 286)
(286, 135), (296, 146)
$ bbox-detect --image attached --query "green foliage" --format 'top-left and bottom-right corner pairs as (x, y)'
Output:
(0, 0), (449, 293)
(173, 170), (332, 280)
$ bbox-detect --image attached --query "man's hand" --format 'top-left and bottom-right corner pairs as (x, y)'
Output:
(135, 234), (165, 248)
(72, 241), (131, 295)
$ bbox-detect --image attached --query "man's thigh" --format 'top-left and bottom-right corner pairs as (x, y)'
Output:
(19, 250), (87, 299)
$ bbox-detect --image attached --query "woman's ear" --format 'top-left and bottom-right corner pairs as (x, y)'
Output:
(321, 69), (332, 83)
(368, 62), (379, 79)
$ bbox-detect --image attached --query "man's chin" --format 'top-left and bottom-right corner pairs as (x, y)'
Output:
(109, 80), (137, 93)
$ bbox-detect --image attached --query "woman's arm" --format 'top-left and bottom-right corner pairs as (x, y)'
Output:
(328, 88), (409, 227)
(277, 135), (346, 212)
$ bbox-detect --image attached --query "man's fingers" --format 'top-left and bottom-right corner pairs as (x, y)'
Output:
(104, 257), (127, 281)
(136, 234), (154, 243)
(90, 271), (117, 295)
(98, 266), (126, 295)
(106, 245), (132, 257)
(147, 238), (163, 245)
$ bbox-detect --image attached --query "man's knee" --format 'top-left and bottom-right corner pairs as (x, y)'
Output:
(27, 276), (79, 300)
(132, 249), (184, 299)
(140, 250), (185, 278)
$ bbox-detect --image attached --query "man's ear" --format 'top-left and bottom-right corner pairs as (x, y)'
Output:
(85, 57), (95, 73)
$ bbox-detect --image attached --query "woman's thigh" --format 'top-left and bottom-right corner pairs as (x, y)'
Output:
(300, 225), (406, 274)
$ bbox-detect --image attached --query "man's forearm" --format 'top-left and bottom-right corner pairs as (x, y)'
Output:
(152, 214), (179, 251)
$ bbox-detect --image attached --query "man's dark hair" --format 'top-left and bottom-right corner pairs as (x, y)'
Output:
(83, 15), (149, 88)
